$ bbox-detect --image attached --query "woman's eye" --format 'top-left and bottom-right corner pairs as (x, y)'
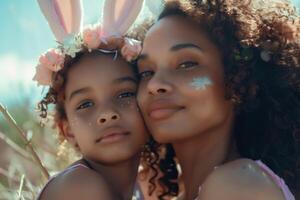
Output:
(178, 61), (198, 69)
(76, 101), (94, 110)
(118, 92), (136, 99)
(138, 71), (154, 80)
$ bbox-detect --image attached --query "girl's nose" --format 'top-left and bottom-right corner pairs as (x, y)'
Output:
(97, 111), (120, 125)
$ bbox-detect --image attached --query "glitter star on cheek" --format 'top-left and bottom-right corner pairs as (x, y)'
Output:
(190, 77), (213, 90)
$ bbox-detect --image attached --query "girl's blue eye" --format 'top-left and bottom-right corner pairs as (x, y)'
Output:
(118, 92), (136, 99)
(139, 71), (154, 80)
(178, 61), (198, 69)
(77, 101), (94, 110)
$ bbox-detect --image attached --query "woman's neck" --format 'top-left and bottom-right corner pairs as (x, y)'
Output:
(172, 111), (238, 200)
(84, 153), (141, 200)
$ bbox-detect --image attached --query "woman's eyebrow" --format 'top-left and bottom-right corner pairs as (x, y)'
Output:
(170, 43), (202, 52)
(137, 43), (202, 61)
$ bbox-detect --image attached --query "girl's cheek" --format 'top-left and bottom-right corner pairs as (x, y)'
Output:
(70, 111), (94, 127)
(116, 98), (141, 116)
(68, 117), (78, 127)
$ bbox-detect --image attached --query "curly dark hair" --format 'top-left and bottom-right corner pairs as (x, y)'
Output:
(139, 0), (300, 199)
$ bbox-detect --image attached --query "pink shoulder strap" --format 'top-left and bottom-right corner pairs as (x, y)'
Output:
(36, 163), (90, 200)
(255, 160), (295, 200)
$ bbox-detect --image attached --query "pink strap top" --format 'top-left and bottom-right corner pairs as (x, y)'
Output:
(36, 162), (144, 200)
(36, 163), (90, 199)
(255, 160), (295, 200)
(196, 160), (295, 200)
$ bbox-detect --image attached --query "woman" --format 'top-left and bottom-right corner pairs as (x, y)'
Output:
(137, 0), (300, 199)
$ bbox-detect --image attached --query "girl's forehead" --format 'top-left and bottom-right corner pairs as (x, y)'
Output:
(70, 54), (132, 76)
(66, 55), (134, 88)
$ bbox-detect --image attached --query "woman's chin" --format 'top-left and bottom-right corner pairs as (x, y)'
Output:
(151, 130), (182, 144)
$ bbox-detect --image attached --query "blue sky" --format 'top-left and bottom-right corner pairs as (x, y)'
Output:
(0, 0), (299, 106)
(0, 0), (105, 106)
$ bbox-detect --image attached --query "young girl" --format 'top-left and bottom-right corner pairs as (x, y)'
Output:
(137, 0), (300, 199)
(33, 0), (155, 199)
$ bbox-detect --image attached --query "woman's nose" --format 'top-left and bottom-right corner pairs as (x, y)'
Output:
(147, 71), (172, 95)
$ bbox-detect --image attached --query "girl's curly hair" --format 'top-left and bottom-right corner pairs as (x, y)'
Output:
(140, 0), (300, 199)
(36, 47), (163, 197)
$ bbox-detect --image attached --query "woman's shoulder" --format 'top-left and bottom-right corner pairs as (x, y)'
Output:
(38, 162), (114, 200)
(209, 159), (278, 186)
(199, 159), (287, 200)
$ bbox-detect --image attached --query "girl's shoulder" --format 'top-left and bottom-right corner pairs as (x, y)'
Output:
(199, 159), (290, 200)
(38, 161), (114, 200)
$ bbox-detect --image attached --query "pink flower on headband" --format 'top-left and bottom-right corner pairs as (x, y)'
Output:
(32, 64), (53, 86)
(39, 49), (65, 72)
(121, 38), (142, 62)
(82, 24), (102, 51)
(33, 49), (64, 86)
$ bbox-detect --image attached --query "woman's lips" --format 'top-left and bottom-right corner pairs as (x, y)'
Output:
(148, 100), (184, 120)
(150, 108), (182, 120)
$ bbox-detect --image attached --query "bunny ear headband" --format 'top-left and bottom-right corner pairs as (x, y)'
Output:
(33, 0), (143, 86)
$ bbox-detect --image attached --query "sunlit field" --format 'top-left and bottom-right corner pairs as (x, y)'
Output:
(0, 91), (79, 199)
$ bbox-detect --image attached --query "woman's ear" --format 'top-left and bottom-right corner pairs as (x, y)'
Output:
(58, 120), (77, 147)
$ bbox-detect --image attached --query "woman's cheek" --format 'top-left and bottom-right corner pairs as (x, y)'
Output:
(189, 76), (213, 91)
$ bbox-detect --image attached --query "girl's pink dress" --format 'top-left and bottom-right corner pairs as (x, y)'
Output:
(36, 162), (144, 200)
(36, 163), (89, 199)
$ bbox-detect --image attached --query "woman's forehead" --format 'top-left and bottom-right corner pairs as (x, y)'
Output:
(142, 16), (215, 56)
(147, 16), (198, 39)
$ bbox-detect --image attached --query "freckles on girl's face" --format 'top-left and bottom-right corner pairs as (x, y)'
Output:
(63, 53), (148, 164)
(137, 16), (234, 143)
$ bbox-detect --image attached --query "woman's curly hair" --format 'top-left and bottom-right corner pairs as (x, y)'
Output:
(140, 0), (300, 199)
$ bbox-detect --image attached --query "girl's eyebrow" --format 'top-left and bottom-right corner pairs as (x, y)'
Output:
(68, 77), (136, 101)
(68, 87), (91, 101)
(137, 54), (148, 61)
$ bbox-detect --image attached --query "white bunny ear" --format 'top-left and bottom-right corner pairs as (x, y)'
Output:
(146, 0), (163, 17)
(38, 0), (83, 42)
(102, 0), (144, 37)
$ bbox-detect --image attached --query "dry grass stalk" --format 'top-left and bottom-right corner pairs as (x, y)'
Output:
(0, 131), (34, 163)
(17, 174), (25, 200)
(0, 103), (50, 180)
(0, 167), (20, 183)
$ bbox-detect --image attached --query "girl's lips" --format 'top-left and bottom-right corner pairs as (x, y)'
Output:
(96, 127), (130, 144)
(99, 132), (129, 144)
